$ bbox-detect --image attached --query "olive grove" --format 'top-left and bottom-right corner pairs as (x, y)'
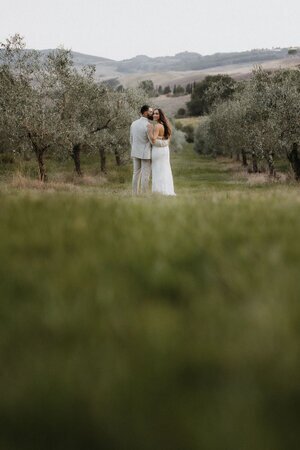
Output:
(0, 34), (147, 180)
(194, 67), (300, 180)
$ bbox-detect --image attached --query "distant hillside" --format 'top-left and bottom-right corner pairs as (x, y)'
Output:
(1, 47), (299, 86)
(38, 48), (300, 87)
(116, 48), (291, 73)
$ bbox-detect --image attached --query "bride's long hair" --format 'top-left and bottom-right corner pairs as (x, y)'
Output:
(154, 108), (172, 139)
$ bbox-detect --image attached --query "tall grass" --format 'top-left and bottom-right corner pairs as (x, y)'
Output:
(0, 147), (300, 450)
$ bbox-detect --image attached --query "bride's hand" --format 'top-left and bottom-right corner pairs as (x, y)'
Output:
(147, 123), (154, 138)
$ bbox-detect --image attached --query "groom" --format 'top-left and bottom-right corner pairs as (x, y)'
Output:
(130, 105), (153, 195)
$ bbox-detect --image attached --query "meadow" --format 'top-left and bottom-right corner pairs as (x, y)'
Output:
(0, 146), (300, 450)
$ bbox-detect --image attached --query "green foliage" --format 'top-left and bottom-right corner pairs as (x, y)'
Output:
(163, 85), (171, 95)
(170, 126), (186, 151)
(187, 75), (236, 116)
(175, 120), (183, 130)
(172, 84), (185, 96)
(182, 124), (194, 143)
(194, 117), (212, 154)
(175, 108), (186, 118)
(138, 79), (156, 96)
(185, 83), (193, 94)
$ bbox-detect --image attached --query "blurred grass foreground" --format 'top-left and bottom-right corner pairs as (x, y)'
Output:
(0, 147), (300, 450)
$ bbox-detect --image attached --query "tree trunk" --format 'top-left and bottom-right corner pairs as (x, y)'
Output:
(36, 151), (47, 182)
(241, 149), (248, 167)
(99, 146), (107, 173)
(287, 142), (300, 181)
(71, 143), (82, 176)
(236, 152), (240, 161)
(28, 134), (48, 182)
(114, 149), (121, 166)
(252, 149), (258, 173)
(267, 150), (276, 177)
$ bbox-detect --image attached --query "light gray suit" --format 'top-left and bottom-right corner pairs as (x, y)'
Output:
(130, 116), (152, 194)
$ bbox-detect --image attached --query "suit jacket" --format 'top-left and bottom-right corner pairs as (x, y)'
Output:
(130, 117), (152, 160)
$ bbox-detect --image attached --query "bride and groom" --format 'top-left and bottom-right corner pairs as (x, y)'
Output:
(130, 105), (176, 196)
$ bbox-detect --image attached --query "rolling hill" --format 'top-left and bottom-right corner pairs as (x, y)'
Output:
(2, 47), (300, 87)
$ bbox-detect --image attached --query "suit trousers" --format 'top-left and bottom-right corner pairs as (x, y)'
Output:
(132, 157), (151, 195)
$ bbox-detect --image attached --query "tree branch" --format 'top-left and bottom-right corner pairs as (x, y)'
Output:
(91, 118), (112, 134)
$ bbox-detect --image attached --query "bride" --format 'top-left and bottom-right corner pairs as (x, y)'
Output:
(147, 108), (176, 196)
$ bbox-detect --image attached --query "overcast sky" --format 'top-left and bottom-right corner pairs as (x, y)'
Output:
(1, 0), (299, 60)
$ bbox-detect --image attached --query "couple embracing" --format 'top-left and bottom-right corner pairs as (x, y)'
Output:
(130, 105), (176, 196)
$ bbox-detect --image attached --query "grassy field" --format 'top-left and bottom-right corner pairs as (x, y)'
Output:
(175, 116), (204, 128)
(151, 94), (191, 117)
(1, 146), (300, 450)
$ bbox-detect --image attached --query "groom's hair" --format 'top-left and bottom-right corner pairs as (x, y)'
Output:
(140, 105), (150, 115)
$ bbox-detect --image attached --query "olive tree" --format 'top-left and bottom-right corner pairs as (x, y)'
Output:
(0, 35), (66, 181)
(268, 69), (300, 179)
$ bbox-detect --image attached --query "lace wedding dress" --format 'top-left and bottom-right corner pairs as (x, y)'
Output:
(152, 139), (176, 196)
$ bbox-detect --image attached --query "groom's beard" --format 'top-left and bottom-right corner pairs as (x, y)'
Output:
(147, 112), (154, 121)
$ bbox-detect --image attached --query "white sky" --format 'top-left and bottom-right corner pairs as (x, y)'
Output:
(0, 0), (299, 60)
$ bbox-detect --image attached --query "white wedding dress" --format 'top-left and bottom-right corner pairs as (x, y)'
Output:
(152, 139), (176, 196)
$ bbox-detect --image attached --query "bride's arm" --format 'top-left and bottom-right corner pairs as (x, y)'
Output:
(147, 123), (161, 144)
